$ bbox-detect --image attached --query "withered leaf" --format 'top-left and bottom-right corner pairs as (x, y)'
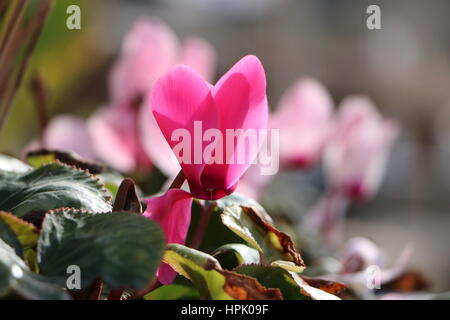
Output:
(219, 269), (282, 300)
(301, 275), (348, 295)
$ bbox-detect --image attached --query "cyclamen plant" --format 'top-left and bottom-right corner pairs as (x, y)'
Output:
(0, 2), (422, 301)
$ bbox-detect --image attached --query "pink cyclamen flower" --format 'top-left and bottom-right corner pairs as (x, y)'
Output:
(150, 55), (268, 200)
(270, 78), (334, 168)
(143, 189), (193, 284)
(323, 95), (399, 201)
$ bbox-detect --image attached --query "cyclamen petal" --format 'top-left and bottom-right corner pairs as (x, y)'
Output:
(143, 189), (193, 284)
(109, 17), (179, 104)
(270, 78), (334, 168)
(150, 55), (268, 200)
(201, 55), (268, 191)
(139, 102), (181, 177)
(324, 95), (399, 200)
(88, 106), (152, 172)
(181, 37), (216, 82)
(38, 115), (96, 160)
(151, 64), (219, 193)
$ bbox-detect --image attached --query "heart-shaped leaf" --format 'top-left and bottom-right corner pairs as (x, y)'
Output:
(0, 211), (38, 251)
(215, 193), (273, 223)
(213, 243), (260, 267)
(186, 199), (245, 253)
(0, 219), (23, 257)
(0, 238), (70, 300)
(163, 244), (282, 300)
(0, 162), (112, 217)
(220, 205), (304, 271)
(37, 209), (165, 291)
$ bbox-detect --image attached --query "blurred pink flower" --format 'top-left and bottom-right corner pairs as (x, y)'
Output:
(143, 189), (193, 284)
(237, 78), (333, 200)
(270, 78), (334, 168)
(26, 115), (96, 160)
(87, 104), (152, 172)
(323, 95), (399, 201)
(110, 18), (216, 105)
(150, 55), (268, 200)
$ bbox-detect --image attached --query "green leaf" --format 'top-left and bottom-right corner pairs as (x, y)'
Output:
(0, 154), (32, 173)
(0, 218), (23, 257)
(235, 265), (340, 300)
(0, 162), (112, 217)
(0, 211), (38, 251)
(0, 212), (39, 268)
(186, 199), (245, 254)
(0, 238), (70, 300)
(144, 278), (200, 300)
(220, 205), (304, 271)
(213, 243), (260, 267)
(163, 244), (282, 300)
(215, 193), (273, 223)
(37, 209), (165, 291)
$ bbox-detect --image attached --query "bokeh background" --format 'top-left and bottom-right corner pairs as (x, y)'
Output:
(1, 0), (450, 291)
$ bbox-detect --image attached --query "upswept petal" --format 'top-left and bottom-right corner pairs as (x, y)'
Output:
(87, 106), (151, 172)
(201, 55), (268, 191)
(324, 95), (399, 200)
(109, 17), (179, 104)
(151, 65), (219, 191)
(181, 36), (216, 82)
(270, 78), (333, 168)
(139, 102), (181, 177)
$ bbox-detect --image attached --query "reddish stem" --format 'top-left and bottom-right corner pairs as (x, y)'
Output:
(189, 201), (216, 250)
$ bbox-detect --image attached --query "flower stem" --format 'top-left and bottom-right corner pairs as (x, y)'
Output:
(189, 201), (216, 250)
(128, 278), (162, 300)
(30, 73), (49, 145)
(107, 288), (124, 300)
(168, 169), (185, 189)
(304, 189), (349, 248)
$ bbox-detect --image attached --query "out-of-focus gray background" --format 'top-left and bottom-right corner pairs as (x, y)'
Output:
(2, 0), (450, 291)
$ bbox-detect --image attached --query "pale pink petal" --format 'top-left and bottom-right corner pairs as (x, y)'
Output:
(340, 237), (384, 273)
(139, 102), (181, 177)
(39, 115), (95, 159)
(201, 55), (268, 192)
(87, 106), (152, 172)
(109, 17), (179, 104)
(324, 95), (399, 200)
(143, 189), (193, 284)
(150, 65), (219, 192)
(270, 78), (334, 168)
(181, 36), (216, 82)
